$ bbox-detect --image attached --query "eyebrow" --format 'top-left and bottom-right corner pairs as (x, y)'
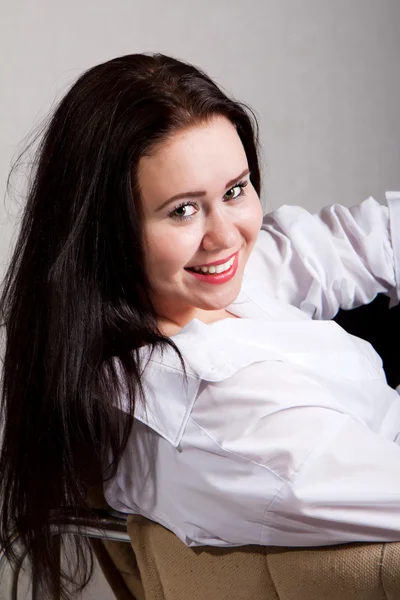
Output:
(156, 168), (251, 212)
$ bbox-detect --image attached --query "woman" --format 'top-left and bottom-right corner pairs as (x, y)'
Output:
(1, 52), (400, 599)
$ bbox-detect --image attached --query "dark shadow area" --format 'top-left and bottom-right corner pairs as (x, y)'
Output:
(334, 294), (400, 389)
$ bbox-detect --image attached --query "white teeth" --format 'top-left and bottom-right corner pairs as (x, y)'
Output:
(191, 256), (235, 274)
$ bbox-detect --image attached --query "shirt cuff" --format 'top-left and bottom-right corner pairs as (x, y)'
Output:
(385, 191), (400, 307)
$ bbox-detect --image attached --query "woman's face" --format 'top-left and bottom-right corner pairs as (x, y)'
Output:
(138, 116), (263, 328)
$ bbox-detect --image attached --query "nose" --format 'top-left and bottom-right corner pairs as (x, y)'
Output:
(201, 209), (238, 252)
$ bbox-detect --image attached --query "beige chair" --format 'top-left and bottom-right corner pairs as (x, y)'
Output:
(3, 507), (400, 600)
(110, 514), (400, 600)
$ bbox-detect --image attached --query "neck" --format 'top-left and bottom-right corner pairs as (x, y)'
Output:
(157, 308), (237, 336)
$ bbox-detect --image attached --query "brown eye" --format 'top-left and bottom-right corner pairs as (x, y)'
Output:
(169, 202), (198, 220)
(224, 187), (236, 199)
(224, 181), (248, 201)
(175, 206), (189, 216)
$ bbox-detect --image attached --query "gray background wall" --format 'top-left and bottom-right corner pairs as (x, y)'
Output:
(2, 0), (400, 272)
(1, 1), (399, 598)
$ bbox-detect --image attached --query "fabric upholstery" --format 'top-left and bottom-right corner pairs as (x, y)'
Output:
(94, 514), (400, 600)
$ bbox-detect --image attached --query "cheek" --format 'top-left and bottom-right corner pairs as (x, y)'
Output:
(241, 194), (263, 244)
(145, 225), (200, 274)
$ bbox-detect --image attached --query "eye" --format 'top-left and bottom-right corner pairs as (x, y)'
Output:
(169, 201), (198, 221)
(224, 180), (248, 201)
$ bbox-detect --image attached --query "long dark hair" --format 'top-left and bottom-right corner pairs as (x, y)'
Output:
(0, 53), (261, 598)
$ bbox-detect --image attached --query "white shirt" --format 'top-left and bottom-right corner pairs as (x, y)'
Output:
(104, 193), (400, 548)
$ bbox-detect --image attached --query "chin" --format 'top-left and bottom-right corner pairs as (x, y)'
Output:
(199, 289), (241, 311)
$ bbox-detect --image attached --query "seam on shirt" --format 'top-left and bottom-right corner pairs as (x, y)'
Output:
(146, 357), (197, 377)
(259, 412), (351, 545)
(121, 498), (192, 545)
(237, 287), (277, 318)
(126, 502), (237, 548)
(189, 417), (287, 483)
(106, 465), (229, 548)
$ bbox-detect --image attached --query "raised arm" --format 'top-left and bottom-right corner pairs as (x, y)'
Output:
(246, 192), (400, 319)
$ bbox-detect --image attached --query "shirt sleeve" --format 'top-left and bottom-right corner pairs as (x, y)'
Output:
(248, 192), (400, 319)
(264, 414), (400, 546)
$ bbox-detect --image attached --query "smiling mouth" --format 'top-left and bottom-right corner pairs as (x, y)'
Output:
(184, 253), (239, 284)
(186, 255), (236, 275)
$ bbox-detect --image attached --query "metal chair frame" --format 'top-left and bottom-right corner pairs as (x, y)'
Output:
(0, 509), (130, 600)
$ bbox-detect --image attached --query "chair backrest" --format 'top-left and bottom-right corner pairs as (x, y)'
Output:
(127, 514), (400, 600)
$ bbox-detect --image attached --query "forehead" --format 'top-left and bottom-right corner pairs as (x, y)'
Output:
(137, 117), (248, 202)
